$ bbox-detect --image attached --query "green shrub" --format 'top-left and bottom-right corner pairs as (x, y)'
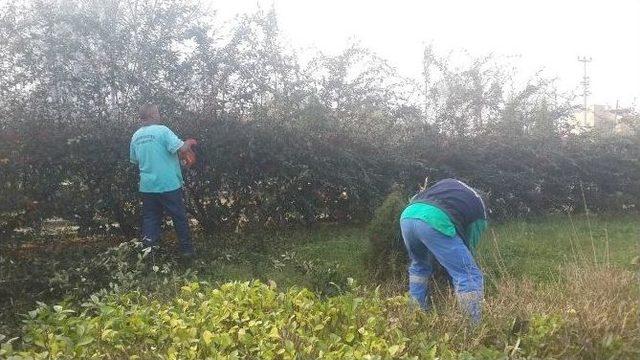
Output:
(5, 273), (634, 359)
(2, 281), (411, 359)
(0, 280), (568, 359)
(364, 187), (408, 282)
(268, 250), (350, 297)
(0, 239), (193, 332)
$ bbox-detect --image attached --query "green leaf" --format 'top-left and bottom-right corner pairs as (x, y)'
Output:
(202, 330), (214, 345)
(388, 344), (400, 356)
(77, 336), (94, 347)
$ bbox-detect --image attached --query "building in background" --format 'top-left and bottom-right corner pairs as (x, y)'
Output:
(571, 104), (637, 136)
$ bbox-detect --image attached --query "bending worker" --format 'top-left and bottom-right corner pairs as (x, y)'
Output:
(400, 178), (488, 323)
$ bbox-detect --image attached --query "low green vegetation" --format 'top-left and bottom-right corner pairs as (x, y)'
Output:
(1, 215), (639, 358)
(479, 214), (640, 281)
(8, 274), (634, 360)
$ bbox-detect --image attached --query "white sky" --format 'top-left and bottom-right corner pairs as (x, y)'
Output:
(212, 0), (640, 108)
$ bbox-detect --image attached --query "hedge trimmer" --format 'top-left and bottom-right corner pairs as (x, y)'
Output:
(180, 138), (198, 168)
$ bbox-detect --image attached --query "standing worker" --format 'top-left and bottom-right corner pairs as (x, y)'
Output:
(400, 178), (488, 324)
(129, 104), (197, 258)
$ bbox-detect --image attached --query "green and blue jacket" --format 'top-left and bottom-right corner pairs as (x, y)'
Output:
(401, 178), (488, 253)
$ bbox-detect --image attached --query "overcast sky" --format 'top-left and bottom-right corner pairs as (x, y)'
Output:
(213, 0), (640, 108)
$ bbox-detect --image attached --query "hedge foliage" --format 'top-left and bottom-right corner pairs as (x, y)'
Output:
(1, 0), (639, 241)
(0, 280), (563, 359)
(5, 268), (637, 359)
(364, 188), (407, 282)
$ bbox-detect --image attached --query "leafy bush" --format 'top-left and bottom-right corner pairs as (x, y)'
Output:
(46, 240), (194, 298)
(364, 187), (408, 281)
(296, 260), (350, 298)
(0, 281), (555, 359)
(3, 281), (422, 359)
(0, 239), (195, 337)
(4, 264), (637, 359)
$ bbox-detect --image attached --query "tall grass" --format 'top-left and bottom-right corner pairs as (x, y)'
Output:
(409, 263), (639, 358)
(363, 238), (640, 358)
(375, 212), (640, 358)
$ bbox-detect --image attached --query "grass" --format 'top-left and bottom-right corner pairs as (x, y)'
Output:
(479, 214), (639, 282)
(1, 214), (639, 358)
(187, 214), (639, 286)
(183, 224), (371, 289)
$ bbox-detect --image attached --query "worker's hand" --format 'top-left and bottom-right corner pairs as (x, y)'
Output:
(180, 147), (197, 167)
(179, 139), (198, 167)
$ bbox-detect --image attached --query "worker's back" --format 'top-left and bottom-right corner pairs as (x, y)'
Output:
(129, 124), (184, 193)
(410, 178), (487, 242)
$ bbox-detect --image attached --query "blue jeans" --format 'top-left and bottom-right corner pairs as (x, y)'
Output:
(400, 218), (483, 323)
(141, 188), (195, 255)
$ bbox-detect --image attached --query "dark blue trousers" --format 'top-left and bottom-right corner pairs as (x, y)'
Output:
(141, 188), (194, 255)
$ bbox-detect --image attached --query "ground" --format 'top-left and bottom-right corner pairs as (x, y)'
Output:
(1, 214), (639, 358)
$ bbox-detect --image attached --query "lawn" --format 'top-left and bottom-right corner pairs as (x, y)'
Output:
(478, 214), (639, 281)
(188, 214), (639, 287)
(1, 214), (639, 358)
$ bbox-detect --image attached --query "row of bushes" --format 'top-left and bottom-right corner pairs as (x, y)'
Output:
(0, 280), (538, 359)
(4, 264), (638, 359)
(3, 117), (638, 239)
(1, 0), (639, 241)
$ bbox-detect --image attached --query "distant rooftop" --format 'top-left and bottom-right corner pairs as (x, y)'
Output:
(571, 104), (637, 136)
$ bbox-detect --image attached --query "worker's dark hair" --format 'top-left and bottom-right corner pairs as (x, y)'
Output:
(138, 104), (158, 120)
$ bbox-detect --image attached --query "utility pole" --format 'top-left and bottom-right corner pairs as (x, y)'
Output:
(577, 56), (592, 124)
